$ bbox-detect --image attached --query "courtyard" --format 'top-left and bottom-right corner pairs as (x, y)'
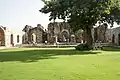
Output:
(0, 47), (120, 80)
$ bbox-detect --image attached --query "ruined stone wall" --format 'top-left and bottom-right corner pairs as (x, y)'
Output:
(93, 24), (108, 43)
(47, 22), (83, 44)
(0, 27), (5, 46)
(22, 24), (45, 44)
(95, 25), (120, 46)
(28, 28), (44, 43)
(106, 27), (120, 45)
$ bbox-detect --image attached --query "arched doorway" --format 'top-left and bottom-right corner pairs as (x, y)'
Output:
(31, 33), (36, 43)
(17, 35), (19, 43)
(60, 30), (69, 42)
(118, 33), (120, 45)
(0, 27), (5, 46)
(10, 34), (14, 46)
(71, 34), (76, 43)
(112, 34), (115, 44)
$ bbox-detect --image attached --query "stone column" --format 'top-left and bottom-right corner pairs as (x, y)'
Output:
(55, 36), (58, 43)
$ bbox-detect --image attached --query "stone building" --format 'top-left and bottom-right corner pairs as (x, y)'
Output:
(47, 22), (83, 44)
(22, 24), (47, 44)
(0, 26), (22, 47)
(2, 22), (120, 47)
(22, 22), (83, 45)
(22, 22), (120, 46)
(106, 27), (120, 45)
(93, 23), (108, 43)
(93, 23), (120, 46)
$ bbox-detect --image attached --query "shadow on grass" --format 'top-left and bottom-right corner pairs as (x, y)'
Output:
(102, 46), (120, 51)
(0, 49), (101, 63)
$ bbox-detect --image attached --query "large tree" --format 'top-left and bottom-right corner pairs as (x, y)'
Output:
(40, 0), (120, 49)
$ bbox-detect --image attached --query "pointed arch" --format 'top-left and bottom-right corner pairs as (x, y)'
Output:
(112, 34), (115, 44)
(10, 34), (13, 44)
(17, 35), (19, 43)
(0, 27), (5, 46)
(60, 29), (69, 42)
(31, 33), (36, 42)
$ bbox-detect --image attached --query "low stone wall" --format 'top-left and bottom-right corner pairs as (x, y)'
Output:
(19, 44), (77, 48)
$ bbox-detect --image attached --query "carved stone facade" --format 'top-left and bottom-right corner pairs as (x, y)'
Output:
(22, 22), (120, 46)
(93, 23), (120, 46)
(106, 27), (120, 45)
(93, 23), (108, 43)
(1, 22), (120, 47)
(22, 22), (84, 44)
(22, 24), (47, 44)
(47, 22), (83, 44)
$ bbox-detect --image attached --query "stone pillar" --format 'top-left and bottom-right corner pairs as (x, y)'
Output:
(53, 35), (58, 45)
(55, 36), (58, 43)
(70, 34), (76, 44)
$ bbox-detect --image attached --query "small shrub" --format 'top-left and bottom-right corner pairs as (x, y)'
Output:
(75, 44), (90, 51)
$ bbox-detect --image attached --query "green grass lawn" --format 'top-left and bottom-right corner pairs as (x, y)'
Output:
(0, 47), (120, 80)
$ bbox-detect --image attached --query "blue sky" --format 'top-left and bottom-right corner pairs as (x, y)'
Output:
(0, 0), (51, 31)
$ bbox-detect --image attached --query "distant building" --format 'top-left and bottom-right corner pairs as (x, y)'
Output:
(2, 22), (119, 47)
(22, 22), (84, 45)
(93, 23), (108, 43)
(106, 27), (120, 45)
(93, 23), (120, 46)
(0, 26), (22, 47)
(22, 24), (47, 44)
(47, 22), (83, 44)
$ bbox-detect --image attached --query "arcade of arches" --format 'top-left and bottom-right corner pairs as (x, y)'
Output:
(1, 22), (120, 47)
(0, 26), (22, 47)
(47, 22), (83, 44)
(22, 23), (120, 46)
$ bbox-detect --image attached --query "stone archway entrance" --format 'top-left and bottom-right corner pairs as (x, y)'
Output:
(118, 33), (120, 45)
(10, 34), (14, 46)
(0, 27), (5, 46)
(31, 33), (36, 43)
(112, 34), (115, 44)
(60, 30), (69, 42)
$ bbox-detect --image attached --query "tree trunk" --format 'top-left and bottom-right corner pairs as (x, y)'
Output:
(85, 27), (93, 49)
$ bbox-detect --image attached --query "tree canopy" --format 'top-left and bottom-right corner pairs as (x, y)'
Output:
(40, 0), (120, 30)
(40, 0), (120, 49)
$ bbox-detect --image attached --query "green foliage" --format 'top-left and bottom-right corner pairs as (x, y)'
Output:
(40, 0), (120, 29)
